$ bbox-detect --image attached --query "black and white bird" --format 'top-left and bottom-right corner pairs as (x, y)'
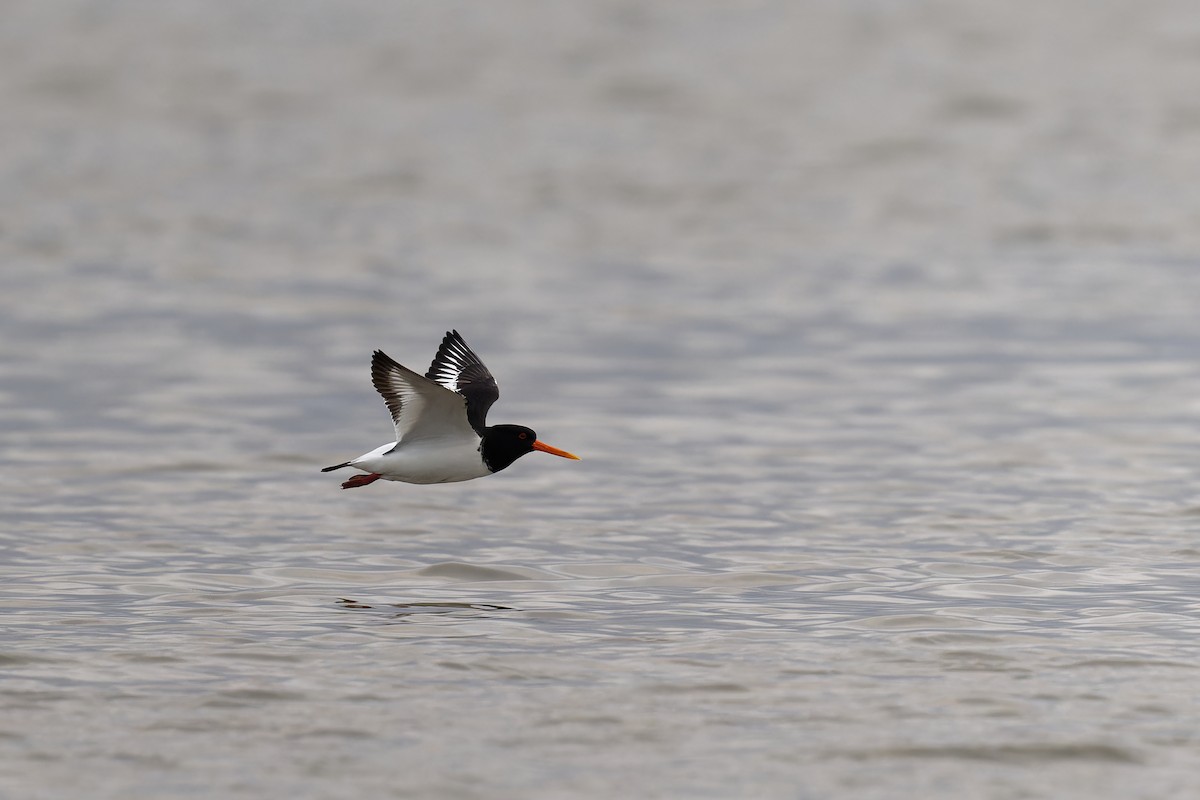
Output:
(322, 330), (580, 489)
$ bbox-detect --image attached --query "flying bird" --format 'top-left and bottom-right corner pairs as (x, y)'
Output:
(322, 330), (580, 489)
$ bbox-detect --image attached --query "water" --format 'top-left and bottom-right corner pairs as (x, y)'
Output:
(4, 1), (1200, 798)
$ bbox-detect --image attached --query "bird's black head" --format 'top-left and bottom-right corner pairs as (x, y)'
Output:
(480, 424), (581, 474)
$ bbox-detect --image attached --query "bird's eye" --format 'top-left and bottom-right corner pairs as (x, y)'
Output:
(518, 432), (527, 439)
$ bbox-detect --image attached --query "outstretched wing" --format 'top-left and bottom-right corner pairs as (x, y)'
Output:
(371, 350), (478, 444)
(425, 330), (499, 435)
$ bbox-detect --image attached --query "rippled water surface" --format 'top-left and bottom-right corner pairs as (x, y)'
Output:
(5, 2), (1200, 798)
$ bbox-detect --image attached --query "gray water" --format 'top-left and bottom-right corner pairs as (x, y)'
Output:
(5, 2), (1200, 798)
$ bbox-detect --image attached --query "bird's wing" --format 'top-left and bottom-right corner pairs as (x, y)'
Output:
(371, 350), (479, 444)
(425, 330), (499, 436)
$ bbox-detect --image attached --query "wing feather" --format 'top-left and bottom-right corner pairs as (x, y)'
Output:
(425, 330), (499, 435)
(371, 350), (478, 444)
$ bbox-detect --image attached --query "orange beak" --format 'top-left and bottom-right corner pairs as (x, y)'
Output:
(532, 440), (581, 460)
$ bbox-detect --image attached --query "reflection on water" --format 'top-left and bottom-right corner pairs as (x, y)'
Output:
(5, 1), (1200, 799)
(338, 599), (515, 617)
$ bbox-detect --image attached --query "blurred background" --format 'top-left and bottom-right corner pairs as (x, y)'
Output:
(4, 2), (1200, 798)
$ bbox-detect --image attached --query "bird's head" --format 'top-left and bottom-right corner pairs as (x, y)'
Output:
(481, 424), (580, 473)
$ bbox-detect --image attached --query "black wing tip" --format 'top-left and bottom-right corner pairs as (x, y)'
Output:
(321, 462), (352, 472)
(371, 349), (407, 374)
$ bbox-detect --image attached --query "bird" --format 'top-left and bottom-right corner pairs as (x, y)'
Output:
(322, 330), (580, 489)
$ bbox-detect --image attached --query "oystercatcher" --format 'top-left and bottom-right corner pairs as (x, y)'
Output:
(322, 330), (580, 489)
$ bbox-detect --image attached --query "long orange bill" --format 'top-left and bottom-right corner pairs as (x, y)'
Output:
(532, 440), (581, 460)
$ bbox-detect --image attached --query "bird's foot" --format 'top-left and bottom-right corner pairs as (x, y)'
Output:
(341, 473), (383, 489)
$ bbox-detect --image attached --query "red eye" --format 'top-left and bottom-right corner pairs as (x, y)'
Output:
(518, 432), (527, 439)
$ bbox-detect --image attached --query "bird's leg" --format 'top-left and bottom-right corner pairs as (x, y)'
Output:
(341, 473), (383, 489)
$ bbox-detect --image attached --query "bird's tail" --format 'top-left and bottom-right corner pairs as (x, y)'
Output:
(321, 461), (352, 472)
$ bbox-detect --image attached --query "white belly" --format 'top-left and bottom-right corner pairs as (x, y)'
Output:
(349, 439), (490, 484)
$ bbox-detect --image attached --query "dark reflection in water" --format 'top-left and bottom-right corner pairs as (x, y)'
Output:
(338, 599), (515, 617)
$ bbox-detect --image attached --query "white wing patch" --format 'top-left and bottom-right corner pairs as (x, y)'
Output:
(371, 350), (477, 445)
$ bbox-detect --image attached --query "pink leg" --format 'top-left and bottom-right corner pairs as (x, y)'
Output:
(342, 472), (383, 489)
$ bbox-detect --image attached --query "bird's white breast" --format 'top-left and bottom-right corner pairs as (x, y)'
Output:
(350, 438), (490, 484)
